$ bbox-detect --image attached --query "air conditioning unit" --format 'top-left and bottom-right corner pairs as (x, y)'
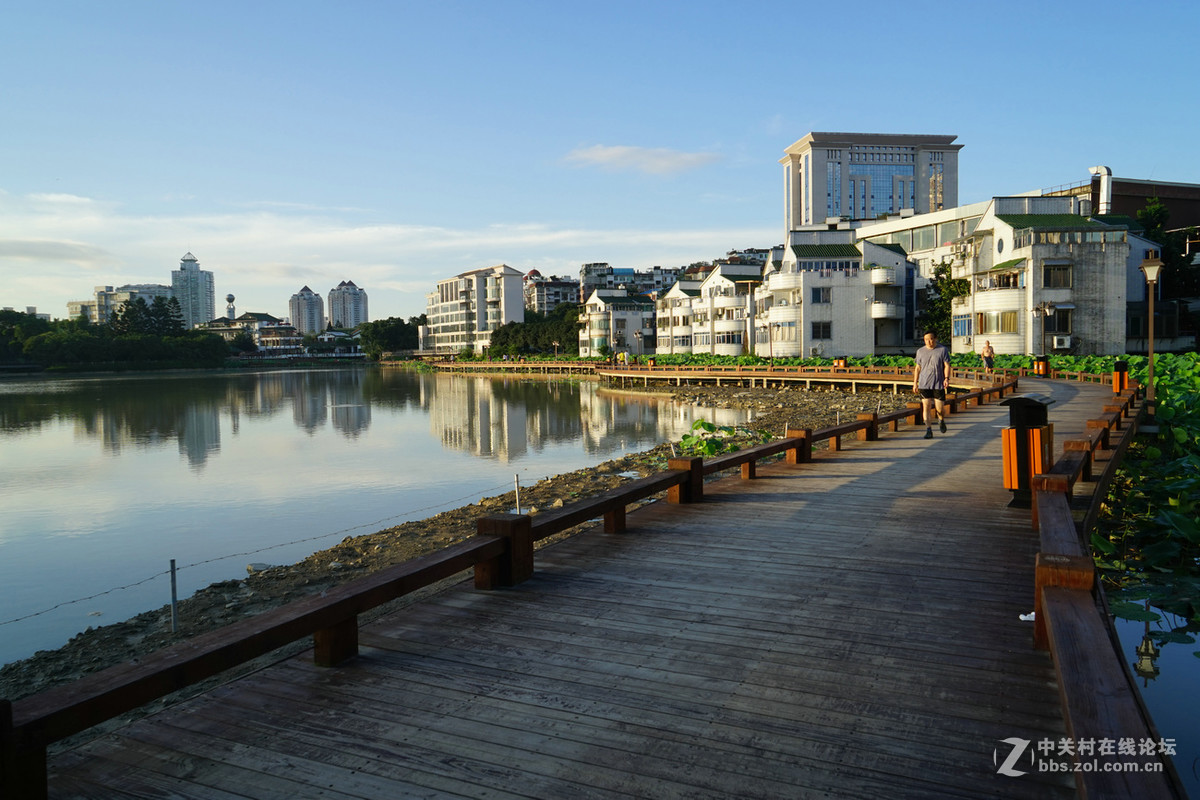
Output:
(1052, 335), (1071, 349)
(810, 346), (822, 356)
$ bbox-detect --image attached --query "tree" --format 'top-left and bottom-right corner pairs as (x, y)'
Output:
(358, 315), (423, 359)
(229, 331), (258, 355)
(917, 261), (969, 344)
(1136, 197), (1198, 299)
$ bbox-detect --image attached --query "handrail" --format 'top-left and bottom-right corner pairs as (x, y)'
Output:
(1027, 382), (1181, 797)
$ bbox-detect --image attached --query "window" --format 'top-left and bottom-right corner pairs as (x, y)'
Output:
(812, 321), (832, 339)
(952, 315), (972, 338)
(1043, 263), (1072, 289)
(1045, 309), (1073, 334)
(975, 312), (1019, 334)
(811, 287), (832, 304)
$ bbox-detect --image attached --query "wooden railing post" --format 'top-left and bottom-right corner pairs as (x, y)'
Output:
(855, 413), (878, 441)
(784, 428), (811, 464)
(1, 699), (46, 800)
(1033, 553), (1094, 650)
(666, 457), (704, 504)
(313, 616), (359, 667)
(475, 514), (534, 589)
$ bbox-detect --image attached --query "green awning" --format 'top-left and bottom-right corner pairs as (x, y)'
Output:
(991, 258), (1026, 271)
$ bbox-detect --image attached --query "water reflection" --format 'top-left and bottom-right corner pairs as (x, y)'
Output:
(0, 369), (745, 468)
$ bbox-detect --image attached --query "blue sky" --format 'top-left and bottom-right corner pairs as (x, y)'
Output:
(2, 0), (1196, 321)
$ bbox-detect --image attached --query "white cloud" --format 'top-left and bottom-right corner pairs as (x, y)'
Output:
(564, 145), (721, 175)
(0, 189), (775, 320)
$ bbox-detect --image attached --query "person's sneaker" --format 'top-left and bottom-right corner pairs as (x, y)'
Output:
(924, 428), (933, 439)
(939, 419), (947, 434)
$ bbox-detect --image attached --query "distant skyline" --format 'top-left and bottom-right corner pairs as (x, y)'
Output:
(3, 1), (1197, 321)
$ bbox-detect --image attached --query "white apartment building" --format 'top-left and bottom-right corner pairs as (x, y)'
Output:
(654, 280), (703, 355)
(687, 264), (763, 356)
(579, 263), (681, 297)
(781, 132), (962, 228)
(857, 195), (1150, 356)
(328, 280), (368, 329)
(289, 286), (325, 335)
(523, 271), (580, 314)
(68, 284), (173, 325)
(171, 252), (216, 329)
(752, 232), (918, 358)
(577, 289), (656, 358)
(423, 264), (525, 354)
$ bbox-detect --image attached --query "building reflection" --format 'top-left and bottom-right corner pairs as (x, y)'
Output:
(422, 374), (747, 461)
(4, 369), (748, 468)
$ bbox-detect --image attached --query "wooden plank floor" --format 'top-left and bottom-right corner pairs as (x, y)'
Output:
(48, 379), (1118, 799)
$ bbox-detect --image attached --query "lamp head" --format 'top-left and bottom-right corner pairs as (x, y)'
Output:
(1140, 250), (1164, 284)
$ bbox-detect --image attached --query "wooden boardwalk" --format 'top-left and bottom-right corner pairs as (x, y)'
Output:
(47, 379), (1119, 799)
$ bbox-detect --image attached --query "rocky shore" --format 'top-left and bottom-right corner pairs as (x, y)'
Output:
(1, 383), (918, 711)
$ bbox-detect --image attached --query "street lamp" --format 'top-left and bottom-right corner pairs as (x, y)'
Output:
(1033, 301), (1056, 357)
(1141, 250), (1163, 420)
(634, 330), (643, 357)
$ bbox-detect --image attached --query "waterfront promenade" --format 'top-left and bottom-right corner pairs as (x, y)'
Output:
(38, 378), (1170, 798)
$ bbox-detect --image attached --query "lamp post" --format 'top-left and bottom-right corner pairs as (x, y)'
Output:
(634, 330), (643, 357)
(1140, 250), (1163, 420)
(1033, 301), (1056, 357)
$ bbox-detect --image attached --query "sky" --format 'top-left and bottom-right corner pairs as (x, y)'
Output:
(2, 0), (1197, 322)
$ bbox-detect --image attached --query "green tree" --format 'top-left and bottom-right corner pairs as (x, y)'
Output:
(1136, 197), (1198, 299)
(357, 315), (424, 359)
(229, 331), (258, 355)
(917, 261), (969, 344)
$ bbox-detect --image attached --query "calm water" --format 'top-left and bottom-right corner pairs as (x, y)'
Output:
(0, 367), (747, 665)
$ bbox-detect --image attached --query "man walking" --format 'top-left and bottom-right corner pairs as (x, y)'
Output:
(981, 340), (995, 376)
(913, 332), (952, 439)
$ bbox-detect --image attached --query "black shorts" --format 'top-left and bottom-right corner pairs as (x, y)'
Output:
(919, 389), (946, 400)
(983, 357), (994, 368)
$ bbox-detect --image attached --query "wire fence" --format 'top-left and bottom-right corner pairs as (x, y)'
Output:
(0, 473), (540, 629)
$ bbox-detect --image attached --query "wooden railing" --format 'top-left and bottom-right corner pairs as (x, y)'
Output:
(0, 371), (1018, 797)
(1027, 383), (1182, 797)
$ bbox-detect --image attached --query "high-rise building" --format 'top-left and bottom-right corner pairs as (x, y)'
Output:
(171, 252), (216, 329)
(68, 284), (173, 325)
(781, 132), (962, 228)
(327, 280), (368, 329)
(422, 265), (524, 354)
(289, 286), (325, 334)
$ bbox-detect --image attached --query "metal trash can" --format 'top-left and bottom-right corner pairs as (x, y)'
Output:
(1033, 355), (1049, 377)
(999, 394), (1055, 507)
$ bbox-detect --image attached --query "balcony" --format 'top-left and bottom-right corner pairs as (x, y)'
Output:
(711, 294), (745, 309)
(766, 273), (805, 291)
(869, 268), (897, 286)
(870, 302), (902, 320)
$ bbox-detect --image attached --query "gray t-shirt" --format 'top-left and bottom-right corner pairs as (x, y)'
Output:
(915, 344), (951, 390)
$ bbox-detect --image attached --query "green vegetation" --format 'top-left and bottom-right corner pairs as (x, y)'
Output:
(357, 315), (425, 359)
(677, 420), (771, 457)
(1088, 351), (1200, 656)
(917, 260), (970, 343)
(486, 304), (582, 358)
(1, 307), (228, 371)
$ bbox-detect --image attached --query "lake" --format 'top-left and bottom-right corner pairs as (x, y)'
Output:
(0, 367), (747, 665)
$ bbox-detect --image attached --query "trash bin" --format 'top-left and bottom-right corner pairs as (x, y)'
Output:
(1112, 360), (1128, 393)
(1033, 355), (1049, 377)
(999, 394), (1055, 507)
(833, 357), (847, 368)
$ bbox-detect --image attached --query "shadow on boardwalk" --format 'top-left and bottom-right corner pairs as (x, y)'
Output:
(50, 380), (1116, 798)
